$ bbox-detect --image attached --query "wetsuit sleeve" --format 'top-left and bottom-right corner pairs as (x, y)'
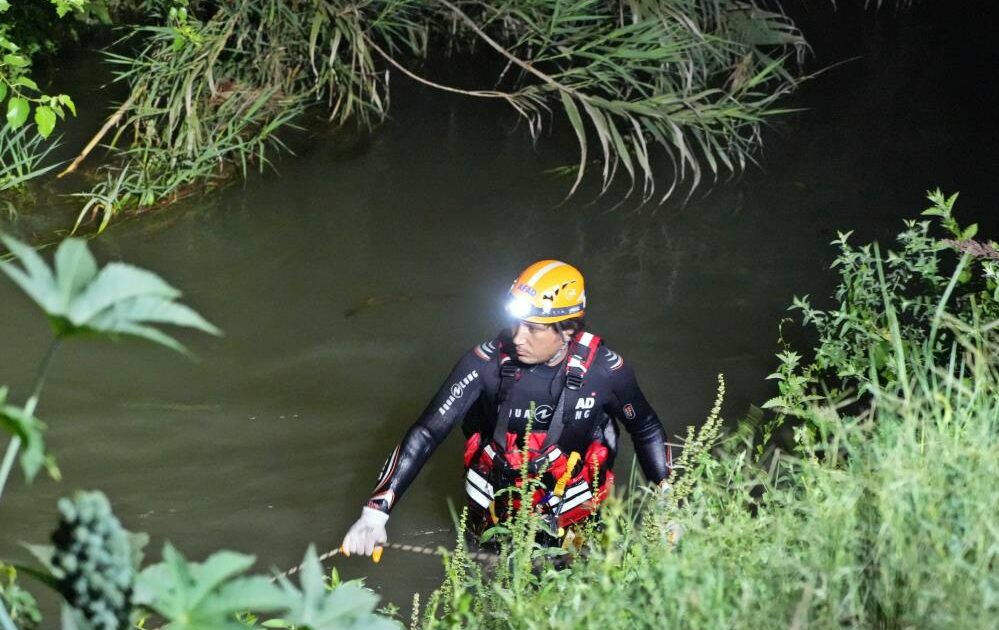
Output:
(601, 347), (672, 484)
(364, 347), (491, 514)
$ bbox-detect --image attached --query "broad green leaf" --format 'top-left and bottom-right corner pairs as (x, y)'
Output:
(86, 295), (220, 336)
(53, 238), (97, 308)
(12, 75), (38, 91)
(136, 544), (286, 630)
(35, 105), (56, 138)
(66, 262), (181, 326)
(0, 395), (46, 482)
(760, 397), (786, 410)
(58, 94), (76, 116)
(7, 560), (60, 590)
(0, 234), (217, 355)
(185, 549), (259, 609)
(198, 576), (287, 617)
(136, 545), (256, 612)
(0, 234), (61, 315)
(20, 543), (59, 577)
(277, 546), (400, 630)
(86, 320), (191, 356)
(6, 96), (29, 129)
(2, 53), (28, 67)
(0, 82), (7, 102)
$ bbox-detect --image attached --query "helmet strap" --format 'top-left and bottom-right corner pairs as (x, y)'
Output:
(546, 336), (570, 366)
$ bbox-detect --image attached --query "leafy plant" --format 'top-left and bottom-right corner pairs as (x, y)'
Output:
(0, 386), (48, 483)
(0, 234), (219, 353)
(50, 491), (140, 630)
(763, 189), (999, 431)
(0, 0), (80, 190)
(0, 233), (402, 630)
(133, 545), (287, 630)
(268, 547), (400, 630)
(0, 232), (220, 539)
(0, 563), (42, 630)
(129, 543), (401, 630)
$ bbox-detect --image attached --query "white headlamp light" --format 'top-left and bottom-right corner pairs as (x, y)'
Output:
(506, 297), (532, 319)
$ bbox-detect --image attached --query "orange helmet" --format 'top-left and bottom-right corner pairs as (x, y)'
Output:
(506, 260), (586, 324)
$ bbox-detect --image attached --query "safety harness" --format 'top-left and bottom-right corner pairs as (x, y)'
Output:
(463, 331), (614, 530)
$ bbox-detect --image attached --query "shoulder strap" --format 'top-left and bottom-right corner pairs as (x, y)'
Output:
(491, 338), (521, 445)
(565, 332), (602, 391)
(540, 332), (602, 450)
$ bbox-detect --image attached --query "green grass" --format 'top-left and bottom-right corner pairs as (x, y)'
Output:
(420, 323), (997, 629)
(0, 124), (61, 193)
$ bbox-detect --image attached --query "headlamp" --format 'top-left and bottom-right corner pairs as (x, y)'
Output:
(506, 297), (532, 319)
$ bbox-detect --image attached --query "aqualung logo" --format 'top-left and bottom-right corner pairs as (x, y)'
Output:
(438, 370), (479, 416)
(508, 405), (554, 425)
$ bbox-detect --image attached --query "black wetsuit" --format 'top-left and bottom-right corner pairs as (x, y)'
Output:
(365, 333), (671, 514)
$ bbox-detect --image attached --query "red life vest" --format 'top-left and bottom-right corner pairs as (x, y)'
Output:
(462, 331), (614, 529)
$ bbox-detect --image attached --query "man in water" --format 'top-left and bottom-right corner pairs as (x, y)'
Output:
(341, 260), (672, 556)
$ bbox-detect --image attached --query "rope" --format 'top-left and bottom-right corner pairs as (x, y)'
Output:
(274, 541), (496, 581)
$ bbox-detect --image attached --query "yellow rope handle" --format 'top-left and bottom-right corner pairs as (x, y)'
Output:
(338, 544), (384, 563)
(554, 451), (581, 497)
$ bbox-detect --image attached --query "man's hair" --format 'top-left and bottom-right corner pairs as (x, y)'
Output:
(554, 317), (586, 336)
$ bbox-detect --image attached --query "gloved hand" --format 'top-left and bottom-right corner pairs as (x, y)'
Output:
(341, 507), (389, 556)
(666, 521), (684, 545)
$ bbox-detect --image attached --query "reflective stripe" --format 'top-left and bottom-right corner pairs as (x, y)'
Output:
(526, 261), (566, 288)
(578, 332), (594, 347)
(561, 490), (594, 512)
(466, 469), (494, 497)
(465, 482), (492, 508)
(564, 480), (589, 499)
(484, 444), (496, 459)
(546, 448), (562, 462)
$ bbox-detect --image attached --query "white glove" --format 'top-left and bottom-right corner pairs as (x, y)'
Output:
(666, 521), (684, 545)
(341, 507), (389, 556)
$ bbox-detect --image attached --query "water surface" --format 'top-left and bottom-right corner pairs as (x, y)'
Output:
(1, 2), (997, 615)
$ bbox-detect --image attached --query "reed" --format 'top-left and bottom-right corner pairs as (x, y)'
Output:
(70, 0), (806, 230)
(0, 125), (61, 193)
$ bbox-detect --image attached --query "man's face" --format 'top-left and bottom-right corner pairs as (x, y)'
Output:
(510, 321), (566, 365)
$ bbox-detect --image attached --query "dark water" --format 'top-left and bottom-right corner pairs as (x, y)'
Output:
(1, 1), (997, 617)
